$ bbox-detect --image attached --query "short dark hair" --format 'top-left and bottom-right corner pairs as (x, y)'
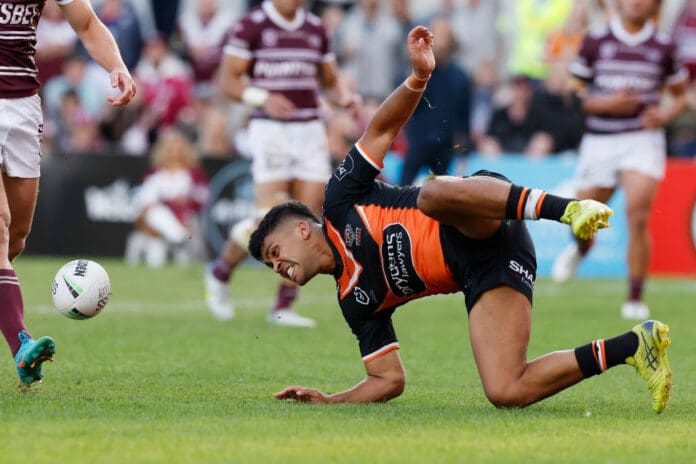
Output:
(248, 201), (321, 261)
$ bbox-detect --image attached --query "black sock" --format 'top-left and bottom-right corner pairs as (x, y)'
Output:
(505, 185), (574, 221)
(505, 185), (530, 219)
(538, 193), (573, 222)
(574, 332), (639, 378)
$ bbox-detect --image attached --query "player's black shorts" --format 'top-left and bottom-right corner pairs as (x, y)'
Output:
(439, 170), (537, 312)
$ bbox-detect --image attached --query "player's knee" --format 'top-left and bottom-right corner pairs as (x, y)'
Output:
(482, 383), (529, 409)
(8, 237), (26, 261)
(416, 178), (447, 218)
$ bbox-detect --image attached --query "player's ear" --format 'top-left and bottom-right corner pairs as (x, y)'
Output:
(297, 220), (312, 240)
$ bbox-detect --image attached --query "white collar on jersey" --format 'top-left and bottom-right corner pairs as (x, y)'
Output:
(262, 1), (305, 31)
(609, 16), (655, 47)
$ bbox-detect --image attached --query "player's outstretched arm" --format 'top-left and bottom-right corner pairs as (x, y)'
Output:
(274, 350), (406, 404)
(61, 0), (136, 106)
(358, 26), (435, 166)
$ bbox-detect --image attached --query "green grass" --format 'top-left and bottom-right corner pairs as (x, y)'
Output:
(1, 257), (695, 463)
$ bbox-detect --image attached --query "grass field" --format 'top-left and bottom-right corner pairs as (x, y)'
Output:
(1, 257), (695, 463)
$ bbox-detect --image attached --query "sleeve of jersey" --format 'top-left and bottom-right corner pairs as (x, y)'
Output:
(569, 36), (595, 82)
(343, 309), (400, 364)
(223, 17), (255, 59)
(665, 43), (690, 86)
(324, 144), (382, 212)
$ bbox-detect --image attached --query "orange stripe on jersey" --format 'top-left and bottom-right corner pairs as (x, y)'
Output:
(516, 187), (528, 220)
(325, 218), (363, 300)
(535, 192), (547, 219)
(355, 204), (458, 310)
(362, 342), (399, 364)
(591, 340), (599, 367)
(355, 141), (384, 170)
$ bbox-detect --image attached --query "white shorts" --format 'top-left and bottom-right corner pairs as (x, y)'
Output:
(575, 129), (666, 190)
(0, 95), (43, 178)
(247, 118), (331, 184)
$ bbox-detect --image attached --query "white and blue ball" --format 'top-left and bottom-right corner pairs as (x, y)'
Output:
(51, 259), (111, 320)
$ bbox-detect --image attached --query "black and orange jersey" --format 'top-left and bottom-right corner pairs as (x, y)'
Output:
(323, 143), (460, 363)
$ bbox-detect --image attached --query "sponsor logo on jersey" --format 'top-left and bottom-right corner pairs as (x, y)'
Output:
(344, 224), (361, 247)
(334, 154), (354, 181)
(508, 259), (535, 289)
(381, 224), (426, 297)
(354, 287), (370, 305)
(0, 3), (41, 26)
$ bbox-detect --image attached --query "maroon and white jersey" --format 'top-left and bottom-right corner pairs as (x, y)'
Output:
(223, 1), (334, 122)
(570, 18), (689, 134)
(0, 0), (73, 98)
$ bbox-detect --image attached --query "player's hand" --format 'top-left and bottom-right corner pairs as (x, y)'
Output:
(337, 91), (362, 112)
(262, 93), (296, 120)
(605, 90), (641, 116)
(107, 68), (137, 106)
(407, 26), (435, 80)
(639, 104), (666, 129)
(274, 386), (329, 403)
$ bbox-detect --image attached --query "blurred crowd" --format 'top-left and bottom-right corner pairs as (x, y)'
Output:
(36, 0), (696, 166)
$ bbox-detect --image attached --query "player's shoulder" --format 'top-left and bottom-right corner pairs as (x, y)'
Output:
(243, 5), (268, 24)
(654, 30), (675, 47)
(306, 11), (323, 27)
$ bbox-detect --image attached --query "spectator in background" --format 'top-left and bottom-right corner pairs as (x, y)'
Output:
(400, 15), (471, 185)
(150, 0), (181, 40)
(551, 0), (689, 320)
(53, 89), (106, 154)
(476, 74), (554, 157)
(669, 0), (696, 157)
(42, 48), (116, 123)
(35, 1), (78, 84)
(130, 34), (194, 151)
(178, 0), (237, 99)
(450, 0), (501, 78)
(96, 0), (144, 70)
(204, 0), (358, 326)
(127, 128), (209, 267)
(335, 0), (402, 100)
(505, 0), (574, 80)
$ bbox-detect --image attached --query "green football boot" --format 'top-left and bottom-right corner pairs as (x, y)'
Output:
(560, 199), (613, 240)
(625, 320), (672, 413)
(15, 330), (55, 389)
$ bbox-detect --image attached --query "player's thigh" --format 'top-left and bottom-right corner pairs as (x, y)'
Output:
(248, 119), (292, 184)
(468, 286), (532, 387)
(290, 180), (325, 216)
(576, 186), (614, 203)
(288, 120), (332, 184)
(254, 180), (291, 210)
(619, 170), (659, 225)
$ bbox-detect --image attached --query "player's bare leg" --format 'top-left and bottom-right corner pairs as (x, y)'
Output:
(417, 174), (612, 240)
(0, 175), (54, 387)
(551, 186), (614, 283)
(619, 170), (659, 319)
(468, 286), (585, 407)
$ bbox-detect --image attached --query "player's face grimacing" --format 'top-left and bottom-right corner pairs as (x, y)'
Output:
(260, 221), (315, 286)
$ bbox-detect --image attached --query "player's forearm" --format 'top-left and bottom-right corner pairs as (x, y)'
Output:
(327, 375), (405, 403)
(360, 75), (427, 163)
(660, 94), (689, 125)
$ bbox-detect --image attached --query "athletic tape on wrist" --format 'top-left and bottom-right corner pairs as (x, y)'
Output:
(241, 87), (270, 107)
(404, 73), (430, 92)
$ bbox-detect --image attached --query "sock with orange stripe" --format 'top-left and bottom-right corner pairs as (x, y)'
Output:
(574, 332), (639, 378)
(505, 185), (574, 221)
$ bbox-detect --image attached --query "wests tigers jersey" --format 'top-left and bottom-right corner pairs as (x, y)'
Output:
(323, 143), (459, 363)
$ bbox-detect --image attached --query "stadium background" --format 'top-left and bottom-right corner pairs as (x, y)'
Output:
(27, 0), (696, 277)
